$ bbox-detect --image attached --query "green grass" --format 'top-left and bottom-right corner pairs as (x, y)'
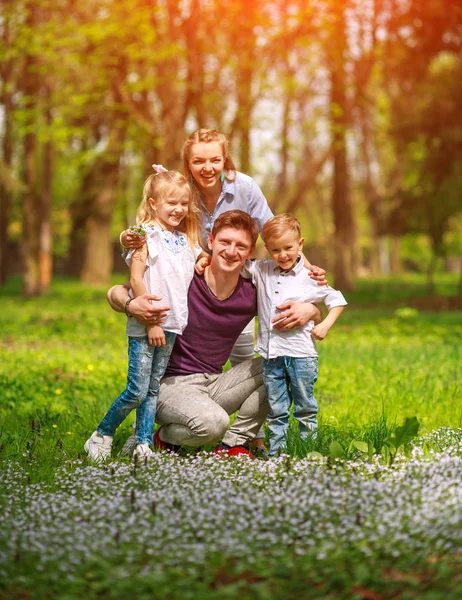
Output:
(0, 274), (461, 599)
(1, 274), (460, 456)
(0, 273), (460, 471)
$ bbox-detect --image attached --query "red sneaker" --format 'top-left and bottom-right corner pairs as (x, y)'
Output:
(153, 428), (180, 453)
(213, 444), (254, 459)
(227, 445), (254, 459)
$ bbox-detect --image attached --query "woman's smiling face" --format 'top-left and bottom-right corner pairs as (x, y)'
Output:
(188, 142), (225, 194)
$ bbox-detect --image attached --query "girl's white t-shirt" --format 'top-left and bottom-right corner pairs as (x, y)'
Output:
(125, 225), (202, 337)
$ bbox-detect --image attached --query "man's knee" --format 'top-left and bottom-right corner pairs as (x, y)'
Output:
(191, 411), (229, 443)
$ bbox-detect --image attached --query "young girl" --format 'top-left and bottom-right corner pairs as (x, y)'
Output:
(84, 167), (203, 462)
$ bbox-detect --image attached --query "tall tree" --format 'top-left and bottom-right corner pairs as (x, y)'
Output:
(21, 1), (41, 296)
(0, 1), (21, 285)
(326, 0), (356, 291)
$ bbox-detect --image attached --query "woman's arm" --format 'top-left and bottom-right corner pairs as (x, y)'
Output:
(300, 253), (327, 285)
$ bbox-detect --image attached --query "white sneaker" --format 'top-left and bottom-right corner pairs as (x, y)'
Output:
(133, 443), (154, 462)
(120, 435), (137, 457)
(84, 431), (113, 462)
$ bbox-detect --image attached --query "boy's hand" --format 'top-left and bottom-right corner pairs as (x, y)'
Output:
(195, 255), (211, 275)
(121, 229), (147, 249)
(148, 325), (166, 346)
(308, 265), (327, 286)
(311, 323), (330, 341)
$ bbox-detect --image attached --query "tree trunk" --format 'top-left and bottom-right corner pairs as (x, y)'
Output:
(390, 235), (401, 275)
(329, 2), (355, 292)
(22, 5), (41, 297)
(80, 125), (125, 285)
(80, 158), (121, 286)
(0, 89), (13, 286)
(233, 1), (257, 173)
(426, 252), (438, 297)
(66, 167), (98, 277)
(39, 93), (53, 294)
(275, 90), (291, 201)
(379, 237), (391, 275)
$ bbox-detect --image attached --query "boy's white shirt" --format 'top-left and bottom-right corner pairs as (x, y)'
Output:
(242, 256), (347, 359)
(125, 226), (202, 337)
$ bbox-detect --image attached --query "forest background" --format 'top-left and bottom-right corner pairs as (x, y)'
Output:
(0, 0), (461, 296)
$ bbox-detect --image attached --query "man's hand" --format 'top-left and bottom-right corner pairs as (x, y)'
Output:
(272, 301), (322, 331)
(107, 284), (170, 325)
(121, 229), (147, 249)
(148, 325), (166, 346)
(308, 265), (327, 286)
(128, 294), (170, 326)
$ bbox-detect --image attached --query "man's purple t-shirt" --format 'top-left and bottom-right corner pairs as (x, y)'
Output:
(164, 272), (257, 377)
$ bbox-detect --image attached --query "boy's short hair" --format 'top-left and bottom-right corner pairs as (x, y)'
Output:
(261, 213), (301, 244)
(212, 210), (259, 248)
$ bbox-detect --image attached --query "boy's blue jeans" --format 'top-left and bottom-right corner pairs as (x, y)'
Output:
(97, 333), (176, 446)
(262, 356), (318, 455)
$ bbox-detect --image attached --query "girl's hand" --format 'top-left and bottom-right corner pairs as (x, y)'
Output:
(272, 301), (322, 331)
(120, 229), (147, 249)
(308, 265), (327, 286)
(195, 255), (211, 275)
(148, 325), (166, 346)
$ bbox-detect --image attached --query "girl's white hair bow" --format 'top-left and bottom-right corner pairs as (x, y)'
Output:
(152, 164), (168, 174)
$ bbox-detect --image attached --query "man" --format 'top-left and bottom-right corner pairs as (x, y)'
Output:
(107, 210), (320, 456)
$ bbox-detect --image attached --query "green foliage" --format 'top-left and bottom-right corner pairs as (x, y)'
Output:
(385, 416), (420, 465)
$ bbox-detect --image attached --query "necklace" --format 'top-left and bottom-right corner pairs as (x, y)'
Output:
(204, 269), (237, 302)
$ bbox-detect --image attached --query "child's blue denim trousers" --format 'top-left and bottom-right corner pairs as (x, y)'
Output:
(262, 356), (318, 455)
(97, 333), (176, 446)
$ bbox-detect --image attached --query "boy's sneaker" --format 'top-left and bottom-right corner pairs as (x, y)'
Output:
(133, 443), (154, 461)
(153, 428), (181, 454)
(252, 445), (270, 461)
(213, 443), (254, 459)
(84, 431), (113, 462)
(120, 435), (137, 458)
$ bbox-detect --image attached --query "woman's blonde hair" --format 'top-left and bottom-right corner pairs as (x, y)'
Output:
(136, 171), (200, 246)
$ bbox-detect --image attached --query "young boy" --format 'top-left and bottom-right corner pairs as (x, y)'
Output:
(243, 214), (347, 456)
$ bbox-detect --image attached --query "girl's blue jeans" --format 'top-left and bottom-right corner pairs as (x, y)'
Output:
(262, 356), (318, 456)
(97, 333), (176, 446)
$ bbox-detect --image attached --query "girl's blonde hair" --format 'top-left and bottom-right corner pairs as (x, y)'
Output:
(136, 171), (200, 246)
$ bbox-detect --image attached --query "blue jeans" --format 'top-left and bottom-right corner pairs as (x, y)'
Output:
(98, 333), (176, 445)
(263, 356), (318, 455)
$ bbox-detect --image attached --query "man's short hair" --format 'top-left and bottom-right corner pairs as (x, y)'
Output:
(211, 210), (259, 247)
(261, 213), (301, 244)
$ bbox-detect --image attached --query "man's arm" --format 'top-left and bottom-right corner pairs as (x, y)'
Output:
(107, 283), (170, 325)
(272, 301), (322, 331)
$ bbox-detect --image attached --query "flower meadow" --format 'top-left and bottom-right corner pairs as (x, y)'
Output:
(1, 429), (461, 599)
